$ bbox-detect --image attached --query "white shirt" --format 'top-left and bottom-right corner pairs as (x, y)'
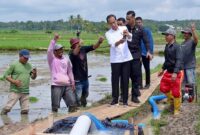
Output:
(105, 26), (133, 63)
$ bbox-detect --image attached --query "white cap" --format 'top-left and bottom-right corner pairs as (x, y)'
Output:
(53, 44), (63, 50)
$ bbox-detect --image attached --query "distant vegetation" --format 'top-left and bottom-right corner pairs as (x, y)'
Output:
(1, 14), (200, 33)
(0, 30), (110, 52)
(0, 14), (108, 33)
(0, 15), (200, 51)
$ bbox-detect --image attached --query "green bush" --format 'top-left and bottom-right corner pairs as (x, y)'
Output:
(45, 30), (52, 34)
(9, 30), (18, 33)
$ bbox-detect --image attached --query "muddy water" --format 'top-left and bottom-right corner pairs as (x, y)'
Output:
(0, 52), (164, 127)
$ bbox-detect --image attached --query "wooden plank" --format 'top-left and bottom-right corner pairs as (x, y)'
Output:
(12, 73), (161, 135)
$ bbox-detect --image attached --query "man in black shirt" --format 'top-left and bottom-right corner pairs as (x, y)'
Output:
(158, 28), (183, 115)
(69, 37), (104, 107)
(126, 11), (152, 103)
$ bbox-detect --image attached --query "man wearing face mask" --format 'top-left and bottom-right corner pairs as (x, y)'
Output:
(1, 49), (37, 115)
(47, 33), (77, 113)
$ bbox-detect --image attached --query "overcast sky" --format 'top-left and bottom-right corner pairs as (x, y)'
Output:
(1, 0), (200, 22)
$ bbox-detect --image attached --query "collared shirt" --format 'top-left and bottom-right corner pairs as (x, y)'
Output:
(105, 26), (133, 63)
(181, 39), (197, 69)
(126, 24), (150, 59)
(162, 42), (183, 73)
(47, 39), (74, 86)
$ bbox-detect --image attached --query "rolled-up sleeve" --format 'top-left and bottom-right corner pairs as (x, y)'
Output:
(3, 63), (15, 79)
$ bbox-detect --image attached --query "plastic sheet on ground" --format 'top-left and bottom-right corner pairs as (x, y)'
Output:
(44, 116), (144, 135)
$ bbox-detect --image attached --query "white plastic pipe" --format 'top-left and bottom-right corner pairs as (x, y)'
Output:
(69, 115), (92, 135)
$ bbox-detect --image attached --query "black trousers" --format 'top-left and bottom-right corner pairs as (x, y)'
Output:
(142, 55), (150, 85)
(130, 59), (141, 97)
(111, 61), (130, 103)
(138, 59), (143, 87)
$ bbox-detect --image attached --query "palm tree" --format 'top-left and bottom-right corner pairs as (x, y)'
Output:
(77, 14), (82, 30)
(69, 15), (74, 32)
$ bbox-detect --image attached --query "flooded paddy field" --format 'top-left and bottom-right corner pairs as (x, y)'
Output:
(0, 51), (164, 129)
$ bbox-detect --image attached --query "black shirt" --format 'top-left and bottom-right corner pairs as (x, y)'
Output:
(126, 24), (150, 59)
(162, 42), (183, 73)
(69, 45), (94, 81)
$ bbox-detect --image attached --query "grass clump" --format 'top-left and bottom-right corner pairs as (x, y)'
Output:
(97, 77), (107, 82)
(29, 96), (39, 103)
(150, 119), (168, 135)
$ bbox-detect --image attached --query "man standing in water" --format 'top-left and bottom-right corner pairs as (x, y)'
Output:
(69, 36), (104, 107)
(1, 49), (37, 115)
(158, 28), (183, 115)
(47, 33), (77, 113)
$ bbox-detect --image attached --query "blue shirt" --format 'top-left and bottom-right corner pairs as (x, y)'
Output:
(140, 27), (154, 56)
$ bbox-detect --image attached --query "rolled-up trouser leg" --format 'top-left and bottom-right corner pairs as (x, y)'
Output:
(19, 93), (29, 113)
(3, 92), (20, 112)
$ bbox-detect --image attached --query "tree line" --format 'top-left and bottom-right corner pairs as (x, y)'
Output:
(0, 14), (199, 33)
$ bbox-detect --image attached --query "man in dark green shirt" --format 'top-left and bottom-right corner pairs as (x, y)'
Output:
(1, 49), (37, 115)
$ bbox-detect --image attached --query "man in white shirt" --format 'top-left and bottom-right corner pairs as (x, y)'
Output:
(105, 14), (133, 106)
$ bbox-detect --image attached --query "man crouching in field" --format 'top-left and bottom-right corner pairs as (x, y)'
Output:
(1, 49), (37, 115)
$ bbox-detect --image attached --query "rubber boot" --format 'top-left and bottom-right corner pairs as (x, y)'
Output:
(174, 97), (181, 115)
(165, 92), (174, 112)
